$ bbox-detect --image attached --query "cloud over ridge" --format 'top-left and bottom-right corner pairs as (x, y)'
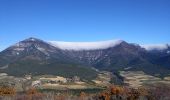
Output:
(48, 40), (123, 50)
(141, 44), (169, 51)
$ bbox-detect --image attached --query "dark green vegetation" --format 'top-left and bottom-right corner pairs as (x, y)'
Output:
(110, 71), (124, 85)
(2, 60), (97, 80)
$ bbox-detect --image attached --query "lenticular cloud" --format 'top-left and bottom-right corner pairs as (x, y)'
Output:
(48, 40), (123, 50)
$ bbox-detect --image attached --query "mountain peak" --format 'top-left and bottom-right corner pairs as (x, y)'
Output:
(23, 37), (42, 42)
(28, 37), (37, 41)
(8, 37), (45, 49)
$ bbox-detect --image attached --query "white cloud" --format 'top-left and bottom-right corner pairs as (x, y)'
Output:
(141, 44), (169, 51)
(48, 40), (123, 50)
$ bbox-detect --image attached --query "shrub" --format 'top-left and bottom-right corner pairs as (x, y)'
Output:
(0, 87), (16, 96)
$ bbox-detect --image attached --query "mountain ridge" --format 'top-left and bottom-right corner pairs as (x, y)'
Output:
(0, 37), (170, 79)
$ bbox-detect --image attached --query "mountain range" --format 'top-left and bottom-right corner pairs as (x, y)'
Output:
(0, 37), (170, 80)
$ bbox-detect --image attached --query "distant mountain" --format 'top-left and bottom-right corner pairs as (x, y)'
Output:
(0, 37), (170, 79)
(146, 45), (170, 70)
(63, 41), (170, 77)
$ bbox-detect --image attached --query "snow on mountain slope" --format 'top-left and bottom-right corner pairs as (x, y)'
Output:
(48, 40), (123, 50)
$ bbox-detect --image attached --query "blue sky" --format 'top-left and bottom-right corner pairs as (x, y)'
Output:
(0, 0), (170, 51)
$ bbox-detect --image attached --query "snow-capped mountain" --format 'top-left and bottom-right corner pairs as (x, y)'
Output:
(0, 37), (170, 78)
(0, 37), (98, 79)
(0, 37), (73, 63)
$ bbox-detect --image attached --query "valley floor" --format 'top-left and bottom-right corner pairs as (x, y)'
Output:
(1, 70), (170, 100)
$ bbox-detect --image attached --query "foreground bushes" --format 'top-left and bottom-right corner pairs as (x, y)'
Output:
(98, 86), (147, 100)
(0, 85), (170, 100)
(0, 87), (16, 96)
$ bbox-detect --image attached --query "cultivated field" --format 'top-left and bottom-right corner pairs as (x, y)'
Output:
(120, 71), (170, 88)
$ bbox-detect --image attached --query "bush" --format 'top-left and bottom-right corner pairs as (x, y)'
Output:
(0, 87), (16, 96)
